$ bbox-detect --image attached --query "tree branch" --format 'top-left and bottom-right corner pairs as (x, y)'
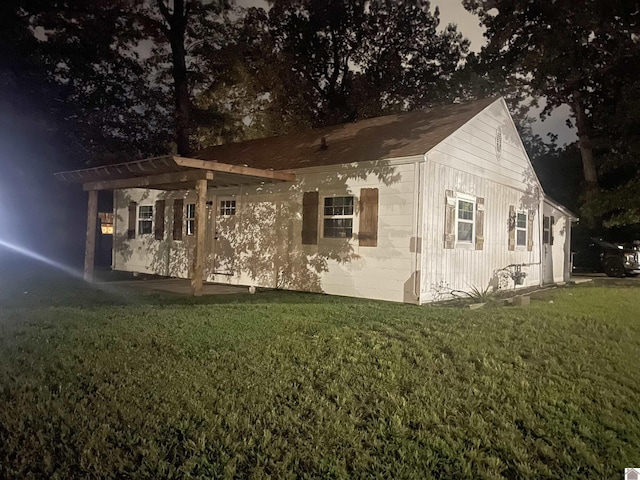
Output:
(302, 68), (329, 99)
(157, 0), (170, 21)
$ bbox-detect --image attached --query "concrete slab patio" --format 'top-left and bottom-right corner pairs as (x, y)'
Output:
(104, 278), (249, 296)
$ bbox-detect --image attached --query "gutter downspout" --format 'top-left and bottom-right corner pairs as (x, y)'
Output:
(412, 154), (427, 302)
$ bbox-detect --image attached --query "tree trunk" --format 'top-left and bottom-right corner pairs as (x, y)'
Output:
(161, 0), (190, 156)
(572, 96), (599, 193)
(171, 35), (190, 156)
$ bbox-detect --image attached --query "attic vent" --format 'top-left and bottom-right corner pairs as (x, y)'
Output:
(495, 127), (503, 160)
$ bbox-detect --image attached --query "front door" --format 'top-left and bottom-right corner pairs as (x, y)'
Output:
(213, 196), (237, 275)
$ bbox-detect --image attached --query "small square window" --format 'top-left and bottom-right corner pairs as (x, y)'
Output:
(220, 200), (236, 216)
(458, 200), (474, 221)
(138, 205), (153, 235)
(458, 222), (474, 242)
(323, 196), (354, 238)
(324, 196), (354, 216)
(323, 218), (353, 238)
(186, 203), (195, 236)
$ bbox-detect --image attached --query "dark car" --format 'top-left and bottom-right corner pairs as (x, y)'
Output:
(572, 237), (640, 277)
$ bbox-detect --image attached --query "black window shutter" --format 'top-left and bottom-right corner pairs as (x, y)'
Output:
(128, 201), (137, 239)
(444, 190), (455, 249)
(527, 210), (535, 251)
(359, 188), (379, 247)
(154, 200), (165, 240)
(508, 205), (516, 251)
(173, 199), (183, 241)
(302, 192), (319, 245)
(475, 197), (485, 250)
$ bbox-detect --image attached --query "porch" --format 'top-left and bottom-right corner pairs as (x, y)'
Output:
(55, 155), (296, 295)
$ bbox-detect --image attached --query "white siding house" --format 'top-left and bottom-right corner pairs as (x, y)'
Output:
(58, 97), (577, 303)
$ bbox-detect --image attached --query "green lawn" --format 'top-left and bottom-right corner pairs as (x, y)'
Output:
(1, 262), (640, 479)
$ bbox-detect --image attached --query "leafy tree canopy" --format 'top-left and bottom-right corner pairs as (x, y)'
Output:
(464, 0), (640, 227)
(263, 0), (470, 127)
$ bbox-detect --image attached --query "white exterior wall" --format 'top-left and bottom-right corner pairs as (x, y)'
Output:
(113, 157), (421, 303)
(110, 98), (574, 304)
(420, 99), (544, 302)
(542, 201), (573, 284)
(112, 188), (181, 276)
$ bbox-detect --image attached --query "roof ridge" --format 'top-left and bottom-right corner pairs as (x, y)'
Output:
(195, 97), (497, 155)
(191, 97), (498, 170)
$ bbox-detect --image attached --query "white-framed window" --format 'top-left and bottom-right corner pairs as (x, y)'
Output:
(543, 216), (551, 244)
(219, 200), (236, 216)
(516, 212), (527, 246)
(138, 205), (153, 235)
(323, 195), (354, 238)
(186, 203), (195, 236)
(456, 195), (475, 244)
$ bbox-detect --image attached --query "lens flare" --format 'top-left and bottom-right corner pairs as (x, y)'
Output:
(0, 238), (82, 279)
(0, 238), (129, 299)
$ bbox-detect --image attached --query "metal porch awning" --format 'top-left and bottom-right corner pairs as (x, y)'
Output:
(54, 155), (296, 191)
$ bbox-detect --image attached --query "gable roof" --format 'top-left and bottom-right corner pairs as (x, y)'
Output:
(55, 97), (499, 189)
(194, 97), (497, 171)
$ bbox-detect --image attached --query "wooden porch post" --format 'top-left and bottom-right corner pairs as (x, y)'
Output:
(83, 189), (98, 282)
(191, 178), (208, 296)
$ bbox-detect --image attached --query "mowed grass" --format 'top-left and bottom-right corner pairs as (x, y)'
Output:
(1, 263), (640, 478)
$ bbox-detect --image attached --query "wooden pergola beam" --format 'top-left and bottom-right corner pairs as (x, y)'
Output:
(190, 178), (208, 296)
(173, 156), (296, 182)
(84, 190), (98, 282)
(83, 170), (214, 191)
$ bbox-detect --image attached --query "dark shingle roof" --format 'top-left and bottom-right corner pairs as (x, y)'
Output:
(194, 98), (497, 170)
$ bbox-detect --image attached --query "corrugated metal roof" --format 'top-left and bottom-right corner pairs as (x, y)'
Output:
(194, 98), (497, 170)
